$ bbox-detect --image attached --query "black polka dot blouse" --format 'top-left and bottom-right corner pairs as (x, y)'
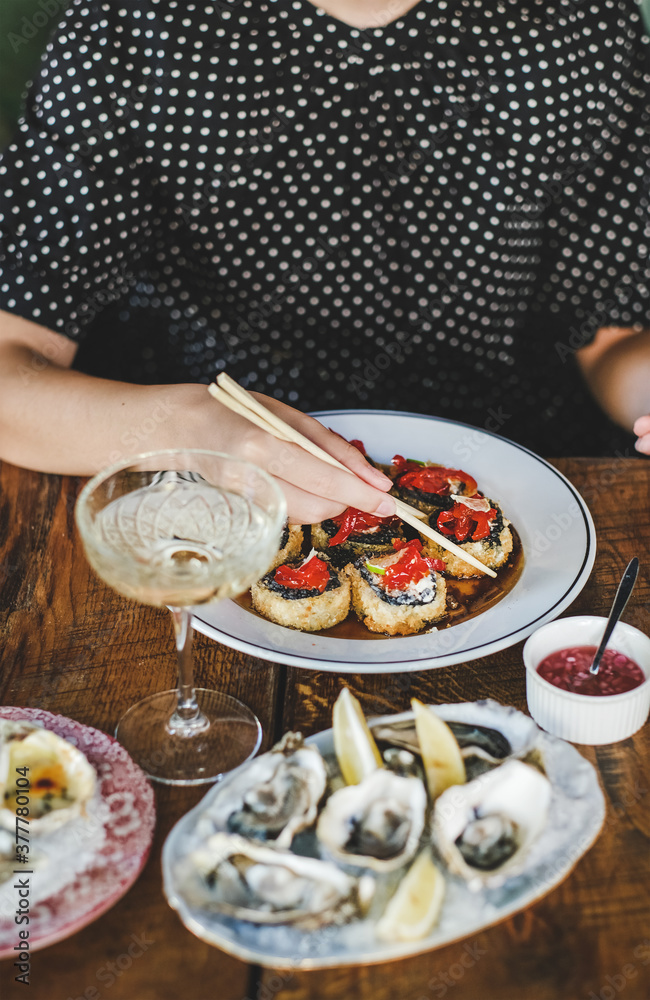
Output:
(0, 0), (648, 455)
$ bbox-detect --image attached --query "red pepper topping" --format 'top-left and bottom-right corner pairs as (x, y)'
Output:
(371, 538), (445, 590)
(392, 456), (477, 496)
(329, 507), (399, 546)
(274, 555), (330, 593)
(436, 498), (497, 542)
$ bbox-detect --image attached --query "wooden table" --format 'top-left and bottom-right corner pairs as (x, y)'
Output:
(1, 457), (649, 1000)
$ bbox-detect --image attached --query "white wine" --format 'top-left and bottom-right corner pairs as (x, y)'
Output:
(75, 450), (285, 785)
(85, 476), (278, 607)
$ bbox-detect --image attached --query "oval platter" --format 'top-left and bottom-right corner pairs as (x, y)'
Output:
(162, 700), (605, 969)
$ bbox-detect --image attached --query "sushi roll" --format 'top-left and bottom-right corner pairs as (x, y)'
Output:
(345, 539), (447, 636)
(269, 522), (304, 571)
(251, 551), (350, 632)
(311, 507), (404, 568)
(390, 455), (478, 516)
(420, 495), (513, 578)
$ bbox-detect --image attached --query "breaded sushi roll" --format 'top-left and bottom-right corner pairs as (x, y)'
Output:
(269, 522), (304, 571)
(345, 539), (447, 636)
(251, 550), (350, 631)
(311, 507), (404, 568)
(421, 495), (513, 578)
(389, 455), (478, 516)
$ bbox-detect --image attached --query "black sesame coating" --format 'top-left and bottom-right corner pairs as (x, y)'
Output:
(318, 518), (403, 568)
(428, 501), (505, 548)
(358, 560), (438, 607)
(320, 519), (401, 546)
(394, 486), (456, 511)
(279, 523), (290, 550)
(262, 564), (341, 601)
(322, 546), (355, 569)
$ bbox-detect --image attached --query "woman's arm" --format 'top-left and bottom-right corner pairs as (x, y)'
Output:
(0, 310), (394, 522)
(576, 326), (650, 454)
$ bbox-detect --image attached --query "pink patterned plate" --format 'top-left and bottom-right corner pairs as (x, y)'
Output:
(0, 707), (155, 957)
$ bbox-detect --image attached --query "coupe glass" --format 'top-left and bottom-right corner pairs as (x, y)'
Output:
(75, 449), (286, 785)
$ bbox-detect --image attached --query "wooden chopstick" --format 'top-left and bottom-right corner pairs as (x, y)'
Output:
(213, 375), (422, 515)
(208, 373), (497, 578)
(208, 384), (294, 441)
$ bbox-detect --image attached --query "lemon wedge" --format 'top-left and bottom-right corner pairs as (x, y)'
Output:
(412, 698), (465, 799)
(332, 687), (383, 785)
(376, 848), (446, 942)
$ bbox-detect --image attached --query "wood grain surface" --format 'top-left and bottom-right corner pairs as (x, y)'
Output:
(1, 457), (649, 1000)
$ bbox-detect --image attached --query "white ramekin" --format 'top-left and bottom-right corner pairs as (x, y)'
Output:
(523, 616), (650, 745)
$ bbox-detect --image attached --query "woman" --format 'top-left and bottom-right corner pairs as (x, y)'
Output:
(0, 0), (648, 523)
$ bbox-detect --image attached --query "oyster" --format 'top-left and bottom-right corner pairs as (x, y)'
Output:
(372, 716), (514, 779)
(176, 832), (372, 929)
(432, 759), (552, 889)
(0, 720), (96, 836)
(196, 732), (327, 848)
(382, 746), (423, 780)
(317, 769), (427, 872)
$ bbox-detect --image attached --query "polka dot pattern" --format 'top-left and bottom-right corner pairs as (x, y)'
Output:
(0, 0), (648, 454)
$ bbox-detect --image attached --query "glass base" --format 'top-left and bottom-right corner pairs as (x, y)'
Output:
(115, 689), (262, 785)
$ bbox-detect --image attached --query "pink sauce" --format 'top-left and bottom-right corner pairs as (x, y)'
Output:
(537, 645), (646, 697)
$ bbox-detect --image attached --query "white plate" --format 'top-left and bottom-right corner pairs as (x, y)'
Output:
(162, 701), (605, 969)
(192, 410), (596, 672)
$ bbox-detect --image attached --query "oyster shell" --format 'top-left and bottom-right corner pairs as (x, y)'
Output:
(176, 832), (373, 929)
(432, 759), (552, 889)
(0, 720), (96, 836)
(196, 732), (327, 848)
(317, 769), (427, 872)
(372, 716), (516, 779)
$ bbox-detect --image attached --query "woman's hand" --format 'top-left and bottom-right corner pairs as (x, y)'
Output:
(633, 415), (650, 456)
(0, 313), (394, 522)
(182, 385), (395, 523)
(577, 326), (650, 442)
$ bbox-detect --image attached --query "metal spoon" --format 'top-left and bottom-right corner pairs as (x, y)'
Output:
(589, 557), (639, 675)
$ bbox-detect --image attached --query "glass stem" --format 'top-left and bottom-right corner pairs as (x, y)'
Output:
(167, 606), (209, 734)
